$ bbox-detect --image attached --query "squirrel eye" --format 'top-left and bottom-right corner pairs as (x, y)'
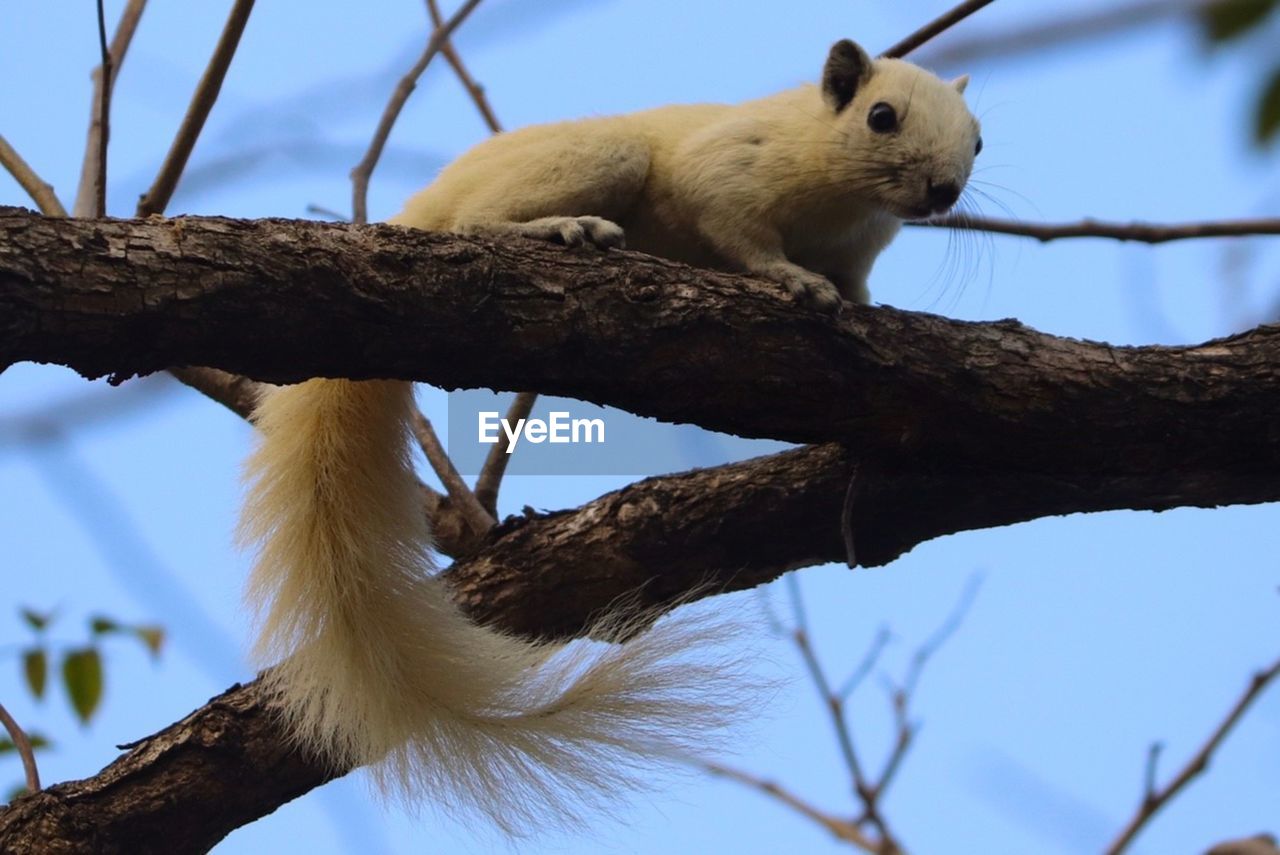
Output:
(975, 135), (984, 156)
(867, 102), (897, 133)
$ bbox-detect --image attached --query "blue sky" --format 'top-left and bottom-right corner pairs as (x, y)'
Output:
(2, 1), (1278, 853)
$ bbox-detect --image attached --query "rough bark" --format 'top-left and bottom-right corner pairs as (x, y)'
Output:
(3, 207), (1280, 851)
(0, 683), (331, 855)
(5, 209), (1280, 481)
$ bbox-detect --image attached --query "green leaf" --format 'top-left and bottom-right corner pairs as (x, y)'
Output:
(1199, 0), (1278, 43)
(133, 625), (166, 658)
(62, 648), (104, 725)
(89, 616), (120, 636)
(0, 734), (50, 753)
(19, 608), (51, 633)
(1255, 66), (1280, 144)
(22, 648), (47, 700)
(6, 784), (28, 803)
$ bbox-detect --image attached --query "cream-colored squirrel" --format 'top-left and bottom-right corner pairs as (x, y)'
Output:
(240, 39), (979, 830)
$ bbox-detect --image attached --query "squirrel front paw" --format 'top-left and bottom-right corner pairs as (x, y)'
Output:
(520, 216), (626, 250)
(766, 265), (842, 313)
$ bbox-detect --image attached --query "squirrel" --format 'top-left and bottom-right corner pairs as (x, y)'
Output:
(239, 39), (979, 831)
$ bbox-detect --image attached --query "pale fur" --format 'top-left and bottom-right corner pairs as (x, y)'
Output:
(242, 380), (752, 832)
(240, 41), (977, 832)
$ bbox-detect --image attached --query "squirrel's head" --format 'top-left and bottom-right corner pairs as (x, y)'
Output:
(822, 40), (981, 221)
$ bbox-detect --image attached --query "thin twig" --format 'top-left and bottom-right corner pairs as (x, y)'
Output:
(411, 409), (495, 537)
(305, 203), (348, 222)
(1104, 655), (1280, 855)
(1142, 741), (1164, 802)
(922, 214), (1280, 244)
(702, 761), (882, 852)
(867, 576), (980, 820)
(417, 0), (517, 514)
(73, 0), (147, 218)
(870, 709), (915, 810)
(0, 700), (41, 792)
(901, 573), (982, 699)
(166, 367), (263, 422)
(0, 134), (67, 216)
(473, 391), (536, 515)
(920, 0), (1209, 69)
(784, 575), (869, 791)
(837, 626), (893, 700)
(350, 0), (485, 223)
(135, 0), (255, 217)
(880, 0), (1000, 59)
(93, 0), (112, 218)
(426, 0), (502, 133)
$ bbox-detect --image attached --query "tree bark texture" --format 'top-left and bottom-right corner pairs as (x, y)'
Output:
(2, 207), (1279, 851)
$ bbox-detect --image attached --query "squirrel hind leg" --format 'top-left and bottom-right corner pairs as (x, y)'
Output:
(462, 216), (626, 249)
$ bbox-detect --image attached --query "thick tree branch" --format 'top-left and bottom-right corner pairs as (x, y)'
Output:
(4, 210), (1280, 491)
(0, 439), (1274, 849)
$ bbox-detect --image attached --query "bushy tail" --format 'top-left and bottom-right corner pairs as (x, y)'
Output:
(239, 379), (752, 833)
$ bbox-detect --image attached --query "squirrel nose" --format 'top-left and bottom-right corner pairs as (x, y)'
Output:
(926, 179), (960, 211)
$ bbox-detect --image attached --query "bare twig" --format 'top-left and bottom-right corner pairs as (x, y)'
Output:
(901, 573), (982, 699)
(702, 761), (882, 852)
(410, 409), (495, 537)
(350, 0), (485, 223)
(92, 0), (112, 218)
(880, 0), (1000, 59)
(426, 0), (502, 133)
(1105, 655), (1280, 855)
(422, 0), (522, 517)
(837, 626), (893, 700)
(135, 0), (255, 217)
(305, 204), (348, 222)
(473, 391), (536, 515)
(0, 135), (67, 217)
(166, 367), (263, 422)
(0, 700), (41, 792)
(73, 0), (147, 218)
(784, 575), (872, 802)
(923, 214), (1280, 244)
(866, 575), (980, 821)
(920, 0), (1209, 69)
(1142, 741), (1164, 802)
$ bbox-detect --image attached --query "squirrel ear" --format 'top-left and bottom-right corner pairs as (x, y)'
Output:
(951, 74), (970, 94)
(822, 39), (872, 113)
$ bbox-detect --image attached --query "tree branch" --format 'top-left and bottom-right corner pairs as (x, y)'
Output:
(0, 136), (67, 217)
(918, 0), (1210, 70)
(73, 0), (147, 218)
(880, 0), (999, 59)
(5, 211), (1280, 512)
(92, 0), (112, 218)
(135, 0), (255, 217)
(426, 0), (502, 133)
(0, 429), (1274, 849)
(410, 407), (495, 538)
(473, 390), (536, 515)
(0, 701), (40, 793)
(1105, 655), (1280, 855)
(350, 0), (485, 223)
(923, 214), (1280, 243)
(701, 761), (882, 852)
